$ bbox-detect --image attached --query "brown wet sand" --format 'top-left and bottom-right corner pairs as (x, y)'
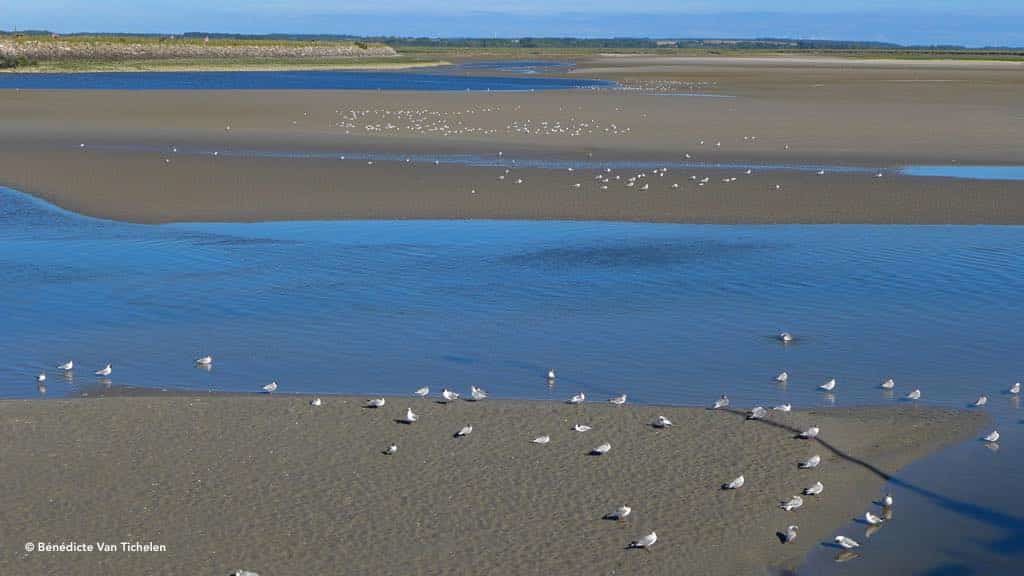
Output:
(0, 395), (983, 575)
(1, 55), (1022, 224)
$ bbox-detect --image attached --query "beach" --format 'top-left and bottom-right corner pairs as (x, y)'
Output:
(0, 394), (984, 575)
(0, 55), (1022, 224)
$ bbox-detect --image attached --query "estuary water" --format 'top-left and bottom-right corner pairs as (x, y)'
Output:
(0, 186), (1021, 574)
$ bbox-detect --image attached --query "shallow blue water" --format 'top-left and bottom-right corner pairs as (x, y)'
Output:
(901, 165), (1024, 181)
(0, 69), (611, 91)
(0, 185), (1021, 573)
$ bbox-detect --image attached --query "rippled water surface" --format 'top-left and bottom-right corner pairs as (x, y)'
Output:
(1, 186), (1021, 573)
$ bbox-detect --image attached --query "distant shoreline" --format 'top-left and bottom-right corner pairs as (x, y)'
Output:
(0, 59), (450, 73)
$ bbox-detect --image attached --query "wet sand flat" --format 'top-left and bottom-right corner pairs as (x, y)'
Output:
(1, 54), (1022, 224)
(0, 396), (983, 575)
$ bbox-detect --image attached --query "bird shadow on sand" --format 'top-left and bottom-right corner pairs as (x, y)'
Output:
(393, 419), (413, 425)
(722, 408), (1024, 557)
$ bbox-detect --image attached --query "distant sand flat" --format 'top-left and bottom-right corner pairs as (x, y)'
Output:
(1, 56), (1022, 224)
(0, 396), (982, 575)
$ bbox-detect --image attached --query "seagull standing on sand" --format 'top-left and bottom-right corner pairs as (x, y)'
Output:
(723, 475), (745, 490)
(57, 360), (74, 371)
(608, 394), (627, 406)
(819, 379), (836, 392)
(713, 395), (730, 409)
(781, 495), (804, 511)
(441, 388), (460, 403)
(748, 406), (768, 420)
(567, 392), (586, 404)
(972, 395), (988, 407)
(469, 386), (488, 401)
(983, 430), (1000, 443)
(606, 505), (631, 521)
(865, 512), (884, 525)
(366, 398), (386, 408)
(799, 455), (822, 469)
(629, 532), (657, 550)
(799, 426), (820, 439)
(652, 415), (673, 428)
(782, 525), (799, 543)
(773, 403), (792, 412)
(905, 388), (922, 400)
(835, 536), (860, 549)
(572, 424), (593, 432)
(776, 371), (789, 383)
(195, 355), (213, 366)
(404, 408), (418, 423)
(455, 425), (473, 437)
(262, 381), (277, 393)
(803, 481), (824, 496)
(881, 378), (895, 389)
(309, 397), (323, 407)
(591, 442), (611, 455)
(414, 386), (429, 397)
(384, 444), (398, 455)
(532, 435), (551, 445)
(95, 364), (112, 377)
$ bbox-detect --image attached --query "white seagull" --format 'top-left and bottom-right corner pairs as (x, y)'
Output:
(972, 395), (988, 407)
(95, 363), (112, 377)
(547, 369), (556, 381)
(469, 386), (488, 401)
(652, 415), (673, 428)
(883, 493), (894, 507)
(384, 444), (398, 455)
(441, 388), (460, 403)
(366, 398), (386, 408)
(723, 475), (745, 490)
(532, 435), (551, 445)
(713, 395), (730, 409)
(310, 397), (322, 407)
(803, 481), (824, 496)
(865, 512), (884, 525)
(881, 378), (895, 389)
(195, 355), (213, 366)
(799, 426), (820, 439)
(781, 495), (804, 511)
(404, 408), (418, 423)
(606, 505), (631, 521)
(572, 424), (593, 432)
(414, 386), (429, 397)
(819, 379), (836, 392)
(782, 525), (799, 543)
(455, 425), (473, 437)
(905, 388), (922, 400)
(773, 403), (792, 412)
(1009, 382), (1021, 395)
(591, 442), (612, 455)
(608, 394), (627, 406)
(799, 455), (822, 469)
(629, 532), (657, 549)
(779, 332), (794, 343)
(262, 381), (277, 393)
(776, 371), (789, 383)
(983, 430), (1000, 443)
(748, 406), (768, 420)
(57, 360), (74, 371)
(37, 372), (46, 383)
(834, 536), (860, 549)
(567, 392), (586, 404)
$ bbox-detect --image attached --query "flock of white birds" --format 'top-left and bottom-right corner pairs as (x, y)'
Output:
(33, 340), (1014, 557)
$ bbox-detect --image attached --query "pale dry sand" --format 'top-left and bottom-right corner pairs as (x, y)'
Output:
(0, 395), (983, 575)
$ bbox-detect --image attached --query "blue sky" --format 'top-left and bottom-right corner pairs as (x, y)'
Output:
(5, 1), (1023, 46)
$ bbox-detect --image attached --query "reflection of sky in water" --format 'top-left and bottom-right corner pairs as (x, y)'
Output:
(1, 185), (1022, 574)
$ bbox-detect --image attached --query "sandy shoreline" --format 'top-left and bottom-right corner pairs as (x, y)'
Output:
(0, 395), (983, 575)
(1, 66), (1022, 224)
